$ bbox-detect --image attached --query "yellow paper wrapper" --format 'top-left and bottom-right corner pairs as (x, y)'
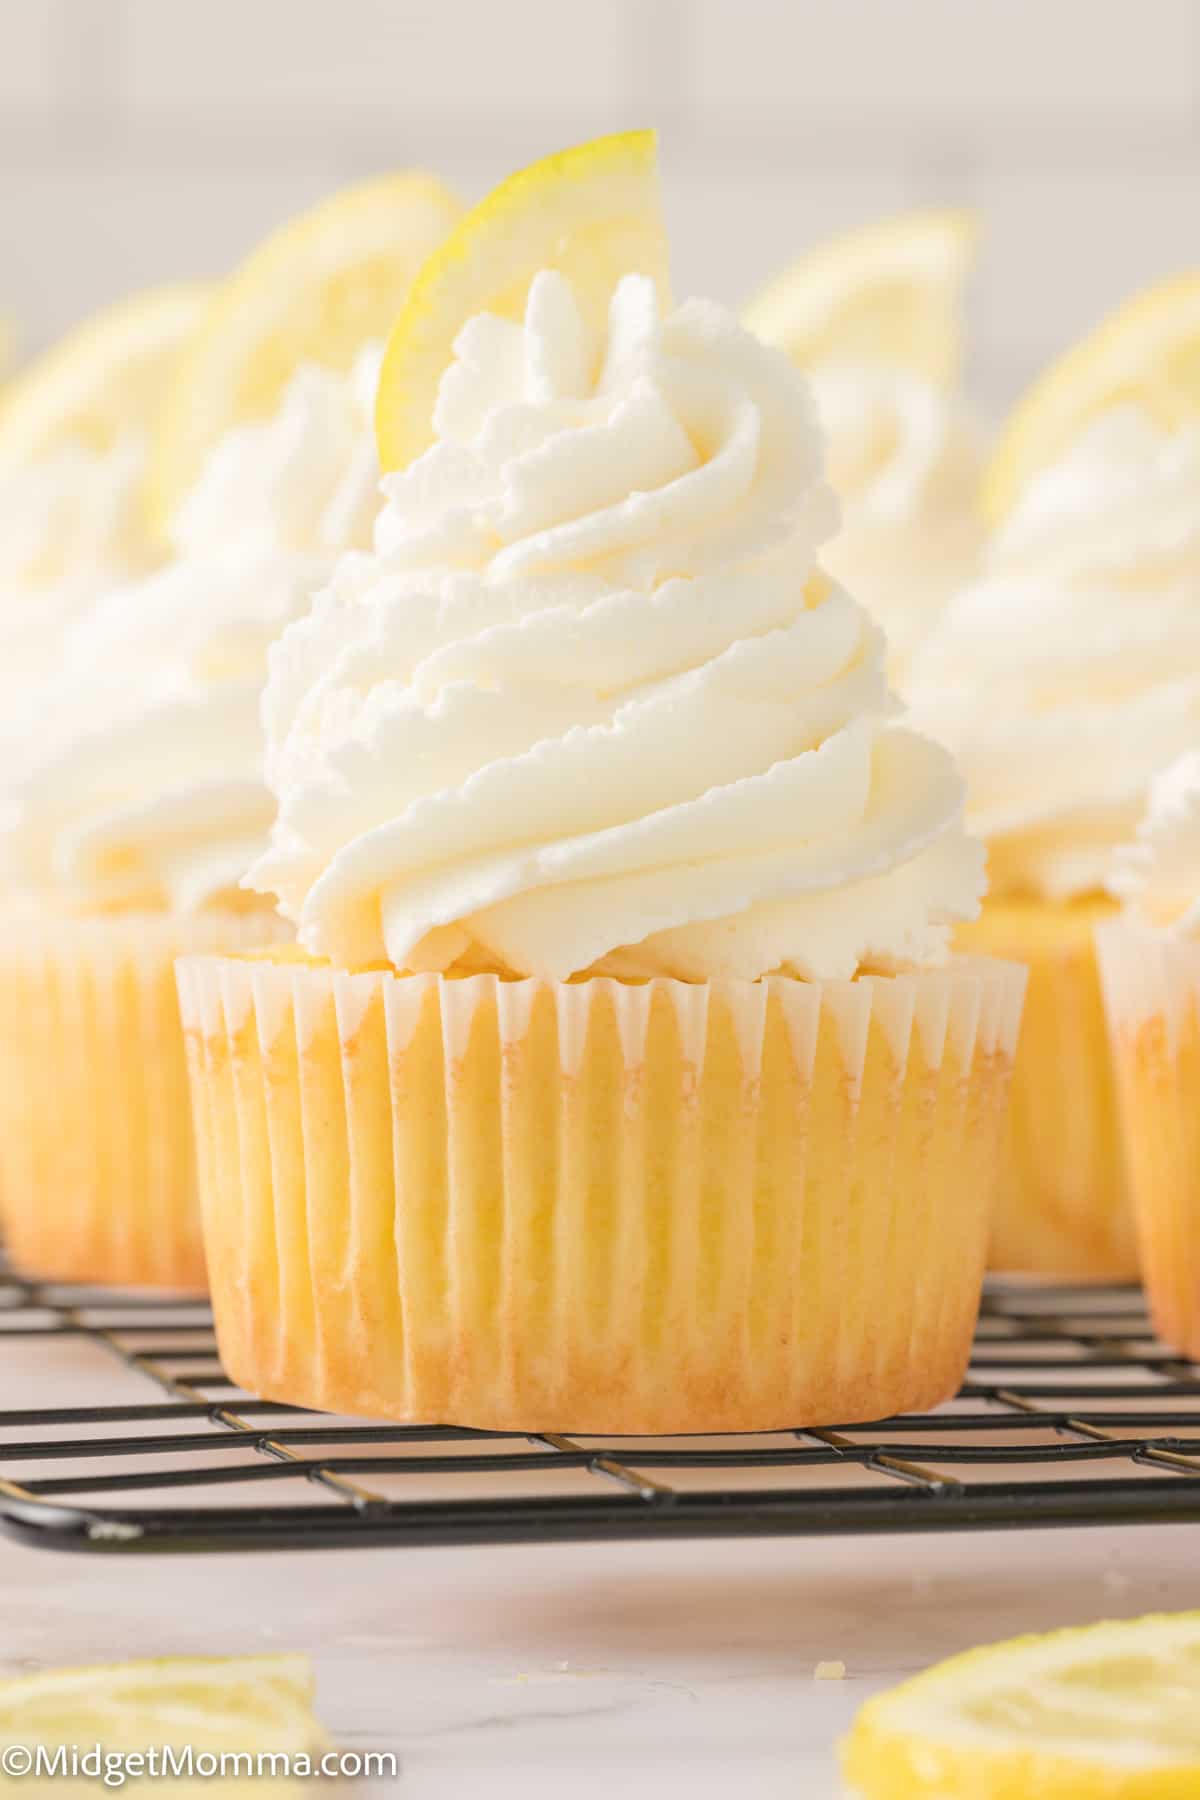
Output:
(178, 954), (1024, 1432)
(0, 909), (289, 1290)
(957, 895), (1136, 1279)
(1097, 919), (1200, 1359)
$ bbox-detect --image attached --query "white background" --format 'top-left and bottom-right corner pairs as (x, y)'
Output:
(3, 0), (1200, 411)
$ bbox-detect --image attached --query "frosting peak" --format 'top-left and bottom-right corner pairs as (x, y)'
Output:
(251, 272), (984, 981)
(171, 345), (382, 564)
(1109, 750), (1200, 933)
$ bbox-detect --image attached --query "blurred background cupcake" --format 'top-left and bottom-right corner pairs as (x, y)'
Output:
(0, 172), (460, 1290)
(1098, 752), (1200, 1357)
(180, 134), (1025, 1435)
(745, 211), (985, 684)
(910, 276), (1200, 1278)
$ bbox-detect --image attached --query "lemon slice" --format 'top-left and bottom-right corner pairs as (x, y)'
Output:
(984, 271), (1200, 521)
(149, 170), (463, 527)
(842, 1611), (1200, 1799)
(0, 1655), (328, 1794)
(375, 129), (669, 472)
(0, 284), (206, 473)
(741, 208), (977, 387)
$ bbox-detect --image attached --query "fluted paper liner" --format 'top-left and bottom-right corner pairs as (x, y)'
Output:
(1097, 919), (1200, 1360)
(177, 955), (1025, 1432)
(957, 897), (1136, 1280)
(0, 910), (290, 1290)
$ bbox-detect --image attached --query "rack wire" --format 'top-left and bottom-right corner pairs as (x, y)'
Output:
(3, 1260), (1200, 1554)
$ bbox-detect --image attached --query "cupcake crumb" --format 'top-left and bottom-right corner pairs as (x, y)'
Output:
(814, 1660), (846, 1681)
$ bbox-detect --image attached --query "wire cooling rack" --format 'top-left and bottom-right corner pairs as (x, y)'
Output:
(3, 1261), (1200, 1554)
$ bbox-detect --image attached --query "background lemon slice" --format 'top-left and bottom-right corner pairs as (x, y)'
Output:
(741, 207), (978, 387)
(842, 1611), (1200, 1799)
(149, 170), (462, 529)
(984, 270), (1200, 521)
(0, 284), (206, 473)
(375, 129), (669, 472)
(0, 1655), (328, 1795)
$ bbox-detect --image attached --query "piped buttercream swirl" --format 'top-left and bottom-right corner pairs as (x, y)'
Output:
(250, 272), (984, 981)
(909, 409), (1200, 902)
(814, 364), (984, 681)
(2, 347), (382, 912)
(0, 436), (152, 720)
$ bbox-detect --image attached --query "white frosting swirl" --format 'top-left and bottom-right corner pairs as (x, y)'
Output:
(1109, 750), (1200, 933)
(909, 409), (1200, 901)
(251, 272), (984, 982)
(814, 365), (984, 681)
(2, 347), (381, 912)
(170, 350), (382, 563)
(0, 437), (152, 718)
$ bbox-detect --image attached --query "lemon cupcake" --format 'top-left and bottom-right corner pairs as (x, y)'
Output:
(743, 212), (984, 685)
(178, 134), (1025, 1432)
(909, 277), (1200, 1280)
(0, 351), (377, 1287)
(1098, 753), (1200, 1357)
(0, 357), (385, 1292)
(0, 177), (459, 1291)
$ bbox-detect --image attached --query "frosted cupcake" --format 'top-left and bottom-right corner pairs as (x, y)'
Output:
(178, 135), (1025, 1432)
(0, 170), (459, 1291)
(1098, 753), (1200, 1355)
(744, 212), (984, 683)
(911, 410), (1200, 1277)
(0, 347), (381, 1289)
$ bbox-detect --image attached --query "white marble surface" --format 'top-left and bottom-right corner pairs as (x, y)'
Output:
(3, 1306), (1199, 1793)
(1, 1520), (1196, 1797)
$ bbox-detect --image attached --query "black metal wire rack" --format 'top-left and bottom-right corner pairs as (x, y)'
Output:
(3, 1260), (1200, 1554)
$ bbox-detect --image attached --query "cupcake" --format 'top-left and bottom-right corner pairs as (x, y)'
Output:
(0, 345), (382, 1290)
(743, 211), (984, 684)
(911, 408), (1200, 1277)
(1098, 753), (1200, 1355)
(178, 133), (1025, 1432)
(0, 170), (460, 1291)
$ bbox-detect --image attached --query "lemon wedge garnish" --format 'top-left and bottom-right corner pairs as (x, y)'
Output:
(842, 1611), (1200, 1799)
(0, 285), (206, 473)
(149, 170), (462, 528)
(984, 271), (1200, 521)
(0, 1655), (328, 1795)
(375, 129), (669, 472)
(741, 208), (978, 387)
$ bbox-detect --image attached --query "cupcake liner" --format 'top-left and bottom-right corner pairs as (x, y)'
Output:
(177, 954), (1025, 1433)
(0, 909), (289, 1290)
(1097, 919), (1200, 1359)
(957, 898), (1136, 1280)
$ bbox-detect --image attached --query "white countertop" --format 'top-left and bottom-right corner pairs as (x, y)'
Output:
(1, 1520), (1195, 1797)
